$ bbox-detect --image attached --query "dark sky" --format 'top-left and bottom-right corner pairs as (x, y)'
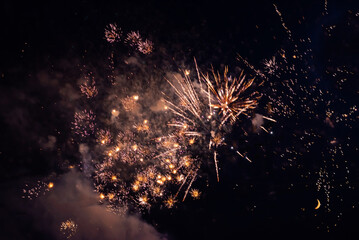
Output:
(0, 0), (358, 239)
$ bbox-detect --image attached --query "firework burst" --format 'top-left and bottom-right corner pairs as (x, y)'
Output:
(204, 67), (261, 127)
(160, 61), (261, 199)
(104, 23), (121, 43)
(60, 219), (78, 239)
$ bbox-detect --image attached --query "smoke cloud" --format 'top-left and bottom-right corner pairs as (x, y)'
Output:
(33, 170), (164, 240)
(251, 113), (264, 132)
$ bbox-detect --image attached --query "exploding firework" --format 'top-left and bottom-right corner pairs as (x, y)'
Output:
(156, 62), (262, 199)
(60, 219), (78, 239)
(104, 23), (121, 43)
(72, 110), (96, 138)
(190, 189), (201, 199)
(79, 74), (98, 99)
(125, 31), (142, 46)
(138, 39), (154, 54)
(204, 67), (261, 127)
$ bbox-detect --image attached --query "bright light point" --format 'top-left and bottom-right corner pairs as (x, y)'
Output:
(230, 146), (234, 150)
(270, 131), (274, 134)
(140, 158), (143, 162)
(133, 185), (139, 191)
(133, 95), (139, 101)
(165, 196), (176, 208)
(111, 109), (119, 117)
(176, 175), (184, 182)
(173, 143), (179, 148)
(108, 193), (114, 200)
(164, 106), (168, 110)
(172, 170), (177, 174)
(184, 70), (190, 76)
(189, 139), (195, 145)
(190, 189), (201, 199)
(132, 144), (138, 151)
(111, 175), (117, 181)
(139, 196), (148, 204)
(100, 193), (105, 199)
(101, 140), (105, 144)
(115, 147), (120, 152)
(48, 182), (54, 188)
(108, 152), (112, 156)
(169, 164), (174, 169)
(144, 119), (148, 124)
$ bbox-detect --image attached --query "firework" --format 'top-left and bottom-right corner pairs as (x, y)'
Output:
(104, 23), (121, 43)
(60, 219), (78, 239)
(164, 195), (177, 208)
(22, 180), (54, 200)
(263, 56), (278, 75)
(79, 75), (98, 98)
(97, 129), (112, 145)
(72, 110), (96, 138)
(121, 95), (140, 112)
(125, 31), (142, 46)
(203, 67), (261, 127)
(190, 189), (201, 199)
(157, 62), (261, 200)
(138, 39), (154, 54)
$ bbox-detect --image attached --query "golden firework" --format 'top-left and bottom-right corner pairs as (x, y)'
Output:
(164, 195), (177, 208)
(190, 189), (201, 199)
(204, 67), (260, 127)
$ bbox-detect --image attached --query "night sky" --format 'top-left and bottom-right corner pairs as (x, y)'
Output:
(1, 0), (359, 239)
